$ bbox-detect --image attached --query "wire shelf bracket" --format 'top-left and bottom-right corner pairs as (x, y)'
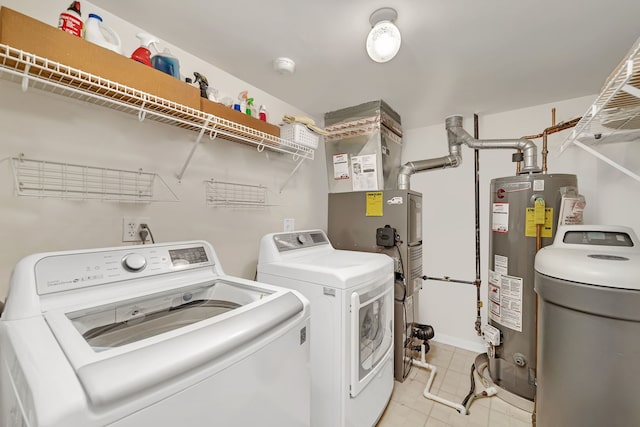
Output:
(561, 36), (640, 183)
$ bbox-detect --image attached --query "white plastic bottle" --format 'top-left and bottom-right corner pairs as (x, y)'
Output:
(84, 14), (122, 54)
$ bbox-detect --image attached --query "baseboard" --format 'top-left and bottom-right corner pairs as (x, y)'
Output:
(431, 332), (486, 354)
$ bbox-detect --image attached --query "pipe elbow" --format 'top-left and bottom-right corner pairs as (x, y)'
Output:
(398, 163), (415, 190)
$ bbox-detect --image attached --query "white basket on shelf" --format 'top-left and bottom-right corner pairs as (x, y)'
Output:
(280, 123), (320, 149)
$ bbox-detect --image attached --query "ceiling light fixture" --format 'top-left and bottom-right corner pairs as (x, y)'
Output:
(366, 7), (401, 63)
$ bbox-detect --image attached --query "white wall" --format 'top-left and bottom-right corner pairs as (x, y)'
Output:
(0, 0), (328, 298)
(403, 96), (640, 351)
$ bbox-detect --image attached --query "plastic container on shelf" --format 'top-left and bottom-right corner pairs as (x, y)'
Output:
(58, 1), (83, 37)
(151, 48), (180, 79)
(84, 13), (122, 54)
(280, 123), (320, 149)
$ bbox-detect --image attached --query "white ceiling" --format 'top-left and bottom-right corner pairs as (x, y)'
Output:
(92, 0), (640, 129)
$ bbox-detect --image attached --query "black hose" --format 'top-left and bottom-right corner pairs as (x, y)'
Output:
(461, 363), (476, 407)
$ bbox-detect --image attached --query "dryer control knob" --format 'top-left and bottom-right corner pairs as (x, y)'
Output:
(297, 234), (308, 245)
(122, 253), (147, 272)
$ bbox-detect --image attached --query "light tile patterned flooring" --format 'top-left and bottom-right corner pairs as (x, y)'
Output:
(376, 342), (534, 427)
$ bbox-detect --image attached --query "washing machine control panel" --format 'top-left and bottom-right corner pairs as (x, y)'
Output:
(273, 230), (329, 252)
(34, 242), (214, 295)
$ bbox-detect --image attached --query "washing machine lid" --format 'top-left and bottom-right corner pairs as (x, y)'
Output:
(44, 277), (306, 407)
(259, 249), (393, 289)
(535, 225), (640, 290)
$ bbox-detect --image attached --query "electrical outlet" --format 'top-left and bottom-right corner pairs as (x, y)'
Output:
(122, 217), (150, 242)
(284, 218), (295, 232)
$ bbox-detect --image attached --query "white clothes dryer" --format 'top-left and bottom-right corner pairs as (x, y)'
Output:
(0, 241), (311, 427)
(258, 230), (394, 427)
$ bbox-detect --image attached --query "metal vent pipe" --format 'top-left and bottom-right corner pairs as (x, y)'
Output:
(398, 115), (541, 190)
(446, 115), (541, 174)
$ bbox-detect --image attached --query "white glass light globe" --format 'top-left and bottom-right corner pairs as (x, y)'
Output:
(366, 21), (401, 63)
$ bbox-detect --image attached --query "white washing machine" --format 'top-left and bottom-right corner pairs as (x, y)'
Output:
(257, 230), (394, 427)
(0, 241), (311, 427)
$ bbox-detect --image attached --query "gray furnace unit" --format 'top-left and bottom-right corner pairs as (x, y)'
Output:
(328, 190), (422, 382)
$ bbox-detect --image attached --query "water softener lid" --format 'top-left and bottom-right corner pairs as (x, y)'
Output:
(535, 225), (640, 290)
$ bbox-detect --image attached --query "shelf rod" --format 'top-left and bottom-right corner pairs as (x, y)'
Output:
(571, 140), (640, 182)
(177, 115), (213, 181)
(279, 158), (306, 193)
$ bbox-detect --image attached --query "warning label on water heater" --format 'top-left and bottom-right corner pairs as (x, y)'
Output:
(488, 269), (523, 332)
(492, 203), (509, 233)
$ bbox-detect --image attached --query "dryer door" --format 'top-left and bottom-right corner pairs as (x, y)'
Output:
(350, 281), (393, 397)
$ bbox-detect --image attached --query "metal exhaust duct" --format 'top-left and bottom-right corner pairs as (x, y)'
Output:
(398, 115), (541, 190)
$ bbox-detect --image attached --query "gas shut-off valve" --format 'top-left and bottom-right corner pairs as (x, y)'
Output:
(481, 324), (501, 358)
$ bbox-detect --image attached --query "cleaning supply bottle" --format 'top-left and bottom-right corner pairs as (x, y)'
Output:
(259, 105), (268, 122)
(234, 91), (248, 112)
(246, 97), (255, 116)
(130, 33), (159, 67)
(84, 14), (122, 54)
(58, 1), (83, 37)
(151, 48), (181, 79)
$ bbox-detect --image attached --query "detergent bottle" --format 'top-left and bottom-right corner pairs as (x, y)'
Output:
(58, 1), (83, 37)
(151, 48), (181, 79)
(130, 33), (159, 67)
(84, 14), (122, 54)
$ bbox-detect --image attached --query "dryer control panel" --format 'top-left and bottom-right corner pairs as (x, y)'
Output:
(34, 242), (215, 295)
(273, 230), (329, 252)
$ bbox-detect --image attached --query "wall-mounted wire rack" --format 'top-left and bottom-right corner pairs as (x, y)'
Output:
(205, 179), (270, 207)
(10, 155), (178, 202)
(561, 36), (640, 183)
(0, 43), (314, 184)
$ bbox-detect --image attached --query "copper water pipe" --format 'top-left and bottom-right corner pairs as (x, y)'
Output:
(518, 116), (581, 174)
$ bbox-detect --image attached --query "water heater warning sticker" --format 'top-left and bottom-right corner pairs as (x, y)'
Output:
(488, 269), (523, 332)
(492, 203), (509, 233)
(525, 208), (553, 237)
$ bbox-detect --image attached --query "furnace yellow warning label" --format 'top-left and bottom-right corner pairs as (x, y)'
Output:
(365, 192), (383, 216)
(525, 207), (553, 237)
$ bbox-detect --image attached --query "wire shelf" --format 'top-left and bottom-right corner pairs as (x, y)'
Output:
(205, 179), (270, 207)
(0, 44), (314, 162)
(10, 155), (178, 202)
(561, 36), (640, 182)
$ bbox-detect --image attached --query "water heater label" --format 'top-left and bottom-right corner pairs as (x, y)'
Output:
(525, 208), (553, 237)
(492, 203), (509, 233)
(488, 269), (523, 332)
(494, 255), (508, 275)
(559, 196), (586, 225)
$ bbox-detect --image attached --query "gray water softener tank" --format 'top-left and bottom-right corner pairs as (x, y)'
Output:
(534, 225), (640, 427)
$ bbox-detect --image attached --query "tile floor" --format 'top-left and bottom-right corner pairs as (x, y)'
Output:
(376, 342), (534, 427)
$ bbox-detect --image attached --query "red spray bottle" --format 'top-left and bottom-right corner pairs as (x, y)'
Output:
(130, 33), (159, 67)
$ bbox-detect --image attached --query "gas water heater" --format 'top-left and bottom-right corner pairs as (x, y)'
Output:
(486, 173), (581, 401)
